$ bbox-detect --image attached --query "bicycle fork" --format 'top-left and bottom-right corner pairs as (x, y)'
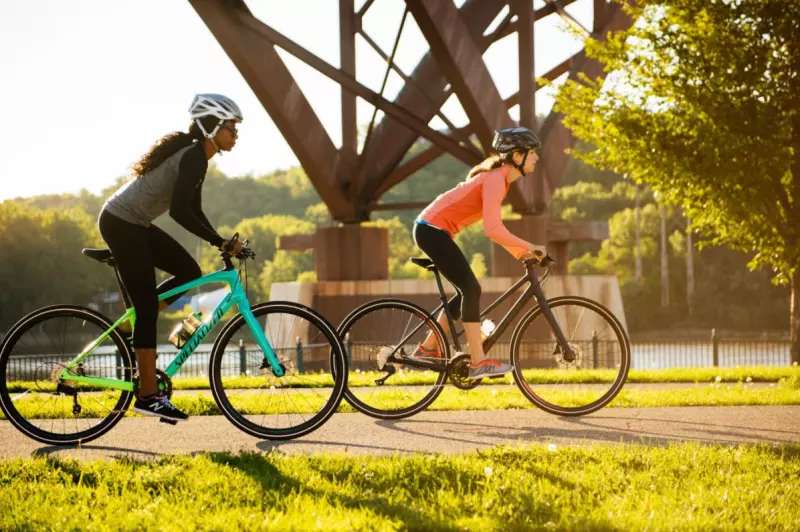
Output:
(527, 271), (576, 362)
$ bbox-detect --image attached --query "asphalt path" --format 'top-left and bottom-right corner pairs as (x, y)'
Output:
(1, 405), (798, 461)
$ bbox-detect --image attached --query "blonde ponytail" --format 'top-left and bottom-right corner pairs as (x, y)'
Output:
(467, 153), (509, 178)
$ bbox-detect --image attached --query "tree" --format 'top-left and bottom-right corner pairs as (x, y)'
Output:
(0, 203), (113, 332)
(555, 0), (800, 361)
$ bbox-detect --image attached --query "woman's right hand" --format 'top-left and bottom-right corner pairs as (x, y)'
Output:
(223, 236), (244, 256)
(520, 244), (547, 263)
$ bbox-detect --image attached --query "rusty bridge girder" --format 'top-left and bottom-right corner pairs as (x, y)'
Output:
(190, 0), (631, 222)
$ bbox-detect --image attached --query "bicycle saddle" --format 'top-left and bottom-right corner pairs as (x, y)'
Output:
(81, 248), (115, 265)
(410, 257), (436, 270)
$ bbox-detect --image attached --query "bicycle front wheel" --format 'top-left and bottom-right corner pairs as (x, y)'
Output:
(510, 296), (630, 416)
(0, 305), (134, 445)
(338, 299), (450, 419)
(208, 301), (347, 440)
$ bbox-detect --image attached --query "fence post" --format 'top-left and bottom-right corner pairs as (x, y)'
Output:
(591, 330), (599, 368)
(345, 332), (352, 367)
(239, 338), (246, 375)
(116, 351), (123, 380)
(295, 337), (304, 373)
(711, 328), (719, 367)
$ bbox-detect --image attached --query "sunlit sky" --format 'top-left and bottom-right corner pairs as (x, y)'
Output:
(0, 0), (592, 201)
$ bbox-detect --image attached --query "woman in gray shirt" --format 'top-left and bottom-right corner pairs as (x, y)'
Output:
(98, 94), (243, 422)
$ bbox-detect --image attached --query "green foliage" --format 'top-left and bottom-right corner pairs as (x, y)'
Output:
(570, 200), (787, 331)
(305, 202), (333, 226)
(556, 0), (800, 283)
(258, 250), (314, 297)
(551, 180), (639, 222)
(470, 253), (488, 279)
(365, 217), (430, 279)
(0, 203), (114, 332)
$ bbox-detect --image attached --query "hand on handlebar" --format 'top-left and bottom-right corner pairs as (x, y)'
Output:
(520, 244), (547, 263)
(220, 233), (255, 260)
(520, 244), (554, 268)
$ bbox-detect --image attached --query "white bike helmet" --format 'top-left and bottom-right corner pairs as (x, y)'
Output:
(189, 94), (243, 139)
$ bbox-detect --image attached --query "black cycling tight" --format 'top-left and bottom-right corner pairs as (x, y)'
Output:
(99, 210), (201, 349)
(413, 222), (481, 322)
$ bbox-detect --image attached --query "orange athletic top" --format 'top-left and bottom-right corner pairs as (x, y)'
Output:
(418, 165), (532, 259)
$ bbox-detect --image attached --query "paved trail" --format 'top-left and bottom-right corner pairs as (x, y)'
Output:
(1, 405), (798, 461)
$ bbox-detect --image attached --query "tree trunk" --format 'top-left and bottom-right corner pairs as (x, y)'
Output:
(634, 185), (642, 282)
(791, 271), (800, 365)
(660, 204), (669, 307)
(686, 219), (695, 317)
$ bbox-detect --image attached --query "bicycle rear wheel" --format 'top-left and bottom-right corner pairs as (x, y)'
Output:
(338, 299), (449, 419)
(208, 301), (347, 440)
(0, 305), (134, 445)
(510, 296), (630, 416)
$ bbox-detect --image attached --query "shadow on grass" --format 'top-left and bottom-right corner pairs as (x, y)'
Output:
(33, 444), (161, 459)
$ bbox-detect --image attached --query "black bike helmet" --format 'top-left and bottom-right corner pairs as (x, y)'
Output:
(492, 127), (541, 153)
(492, 127), (541, 174)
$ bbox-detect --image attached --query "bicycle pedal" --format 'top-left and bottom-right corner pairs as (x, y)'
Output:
(159, 417), (178, 425)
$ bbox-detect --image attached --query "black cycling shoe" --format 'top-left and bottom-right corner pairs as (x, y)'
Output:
(133, 394), (188, 422)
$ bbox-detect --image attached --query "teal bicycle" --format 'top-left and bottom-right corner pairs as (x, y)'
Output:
(0, 235), (347, 445)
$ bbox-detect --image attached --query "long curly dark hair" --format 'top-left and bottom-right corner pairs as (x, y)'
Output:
(131, 116), (220, 177)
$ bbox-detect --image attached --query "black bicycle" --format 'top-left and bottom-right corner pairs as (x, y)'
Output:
(338, 256), (630, 419)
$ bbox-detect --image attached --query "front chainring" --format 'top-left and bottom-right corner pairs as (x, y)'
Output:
(447, 354), (481, 390)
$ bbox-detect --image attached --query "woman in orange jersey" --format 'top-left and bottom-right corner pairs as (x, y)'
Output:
(414, 127), (546, 380)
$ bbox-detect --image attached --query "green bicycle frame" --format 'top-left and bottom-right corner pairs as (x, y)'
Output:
(57, 268), (284, 392)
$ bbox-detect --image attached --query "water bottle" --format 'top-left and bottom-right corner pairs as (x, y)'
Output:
(480, 319), (496, 340)
(168, 312), (203, 348)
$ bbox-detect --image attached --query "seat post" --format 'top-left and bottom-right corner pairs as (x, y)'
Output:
(112, 264), (133, 309)
(431, 268), (462, 353)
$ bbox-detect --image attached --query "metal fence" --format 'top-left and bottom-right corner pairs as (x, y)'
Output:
(344, 337), (793, 371)
(5, 340), (331, 381)
(631, 339), (790, 369)
(4, 337), (794, 381)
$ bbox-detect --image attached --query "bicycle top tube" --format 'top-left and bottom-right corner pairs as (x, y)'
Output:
(157, 268), (241, 303)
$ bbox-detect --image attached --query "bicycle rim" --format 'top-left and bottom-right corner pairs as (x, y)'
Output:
(510, 296), (630, 415)
(0, 306), (133, 445)
(338, 299), (449, 419)
(209, 302), (347, 440)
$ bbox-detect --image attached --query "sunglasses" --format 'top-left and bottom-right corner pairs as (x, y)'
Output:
(220, 124), (238, 136)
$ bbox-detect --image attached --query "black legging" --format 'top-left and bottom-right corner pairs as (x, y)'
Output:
(413, 222), (481, 322)
(99, 210), (201, 349)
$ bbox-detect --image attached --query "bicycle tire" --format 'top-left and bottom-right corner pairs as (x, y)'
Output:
(510, 296), (630, 416)
(0, 305), (134, 445)
(337, 299), (450, 419)
(208, 301), (347, 440)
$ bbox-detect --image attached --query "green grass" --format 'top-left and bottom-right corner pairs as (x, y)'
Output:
(4, 380), (799, 420)
(1, 444), (798, 530)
